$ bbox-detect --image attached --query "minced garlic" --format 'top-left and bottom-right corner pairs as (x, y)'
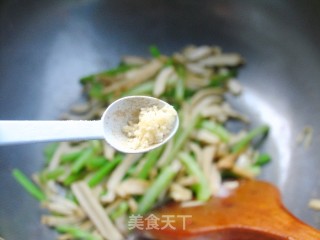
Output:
(123, 105), (176, 149)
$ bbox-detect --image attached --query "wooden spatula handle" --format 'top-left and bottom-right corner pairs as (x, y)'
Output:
(140, 180), (320, 239)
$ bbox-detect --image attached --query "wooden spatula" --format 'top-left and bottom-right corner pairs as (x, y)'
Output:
(139, 180), (320, 239)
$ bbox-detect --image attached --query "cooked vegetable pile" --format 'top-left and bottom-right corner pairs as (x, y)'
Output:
(13, 45), (270, 240)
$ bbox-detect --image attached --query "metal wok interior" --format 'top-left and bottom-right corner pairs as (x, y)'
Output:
(0, 0), (320, 239)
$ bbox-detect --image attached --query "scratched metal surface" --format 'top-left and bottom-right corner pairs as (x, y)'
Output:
(1, 0), (320, 239)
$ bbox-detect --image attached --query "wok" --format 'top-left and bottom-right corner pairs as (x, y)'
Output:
(1, 0), (320, 239)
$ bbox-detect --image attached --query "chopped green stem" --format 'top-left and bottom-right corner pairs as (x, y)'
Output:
(88, 156), (122, 188)
(71, 148), (94, 174)
(254, 153), (271, 166)
(103, 64), (133, 76)
(149, 45), (161, 58)
(163, 114), (201, 166)
(184, 88), (196, 99)
(90, 140), (102, 154)
(56, 225), (101, 240)
(179, 153), (211, 201)
(86, 156), (109, 170)
(137, 163), (178, 214)
(63, 172), (85, 186)
(42, 167), (65, 181)
(232, 125), (269, 153)
(44, 143), (59, 164)
(201, 120), (230, 142)
(89, 82), (108, 100)
(137, 147), (163, 179)
(209, 72), (233, 87)
(61, 150), (84, 164)
(109, 202), (129, 221)
(12, 169), (46, 202)
(165, 57), (174, 67)
(80, 64), (133, 84)
(80, 74), (96, 85)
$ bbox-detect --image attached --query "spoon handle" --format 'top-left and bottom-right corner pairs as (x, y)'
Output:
(0, 120), (104, 145)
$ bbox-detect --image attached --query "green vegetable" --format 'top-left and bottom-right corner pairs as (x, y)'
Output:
(80, 74), (95, 85)
(43, 143), (59, 164)
(86, 156), (109, 170)
(87, 82), (113, 102)
(179, 153), (211, 201)
(80, 64), (133, 84)
(162, 114), (201, 166)
(109, 202), (129, 220)
(254, 153), (271, 166)
(71, 148), (94, 174)
(209, 70), (237, 87)
(232, 125), (269, 153)
(104, 64), (133, 76)
(149, 45), (161, 58)
(41, 167), (65, 181)
(165, 57), (174, 66)
(184, 88), (196, 99)
(61, 150), (84, 164)
(63, 172), (85, 186)
(56, 225), (101, 240)
(137, 163), (178, 214)
(89, 82), (107, 100)
(88, 155), (123, 188)
(12, 169), (46, 202)
(90, 140), (103, 154)
(201, 120), (230, 142)
(137, 147), (163, 179)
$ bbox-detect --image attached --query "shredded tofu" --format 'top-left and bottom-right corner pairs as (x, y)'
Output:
(123, 105), (176, 149)
(170, 183), (193, 202)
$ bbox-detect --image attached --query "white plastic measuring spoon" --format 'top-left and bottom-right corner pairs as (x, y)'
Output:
(0, 96), (179, 154)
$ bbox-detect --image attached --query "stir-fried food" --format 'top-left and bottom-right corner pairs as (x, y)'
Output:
(13, 45), (270, 240)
